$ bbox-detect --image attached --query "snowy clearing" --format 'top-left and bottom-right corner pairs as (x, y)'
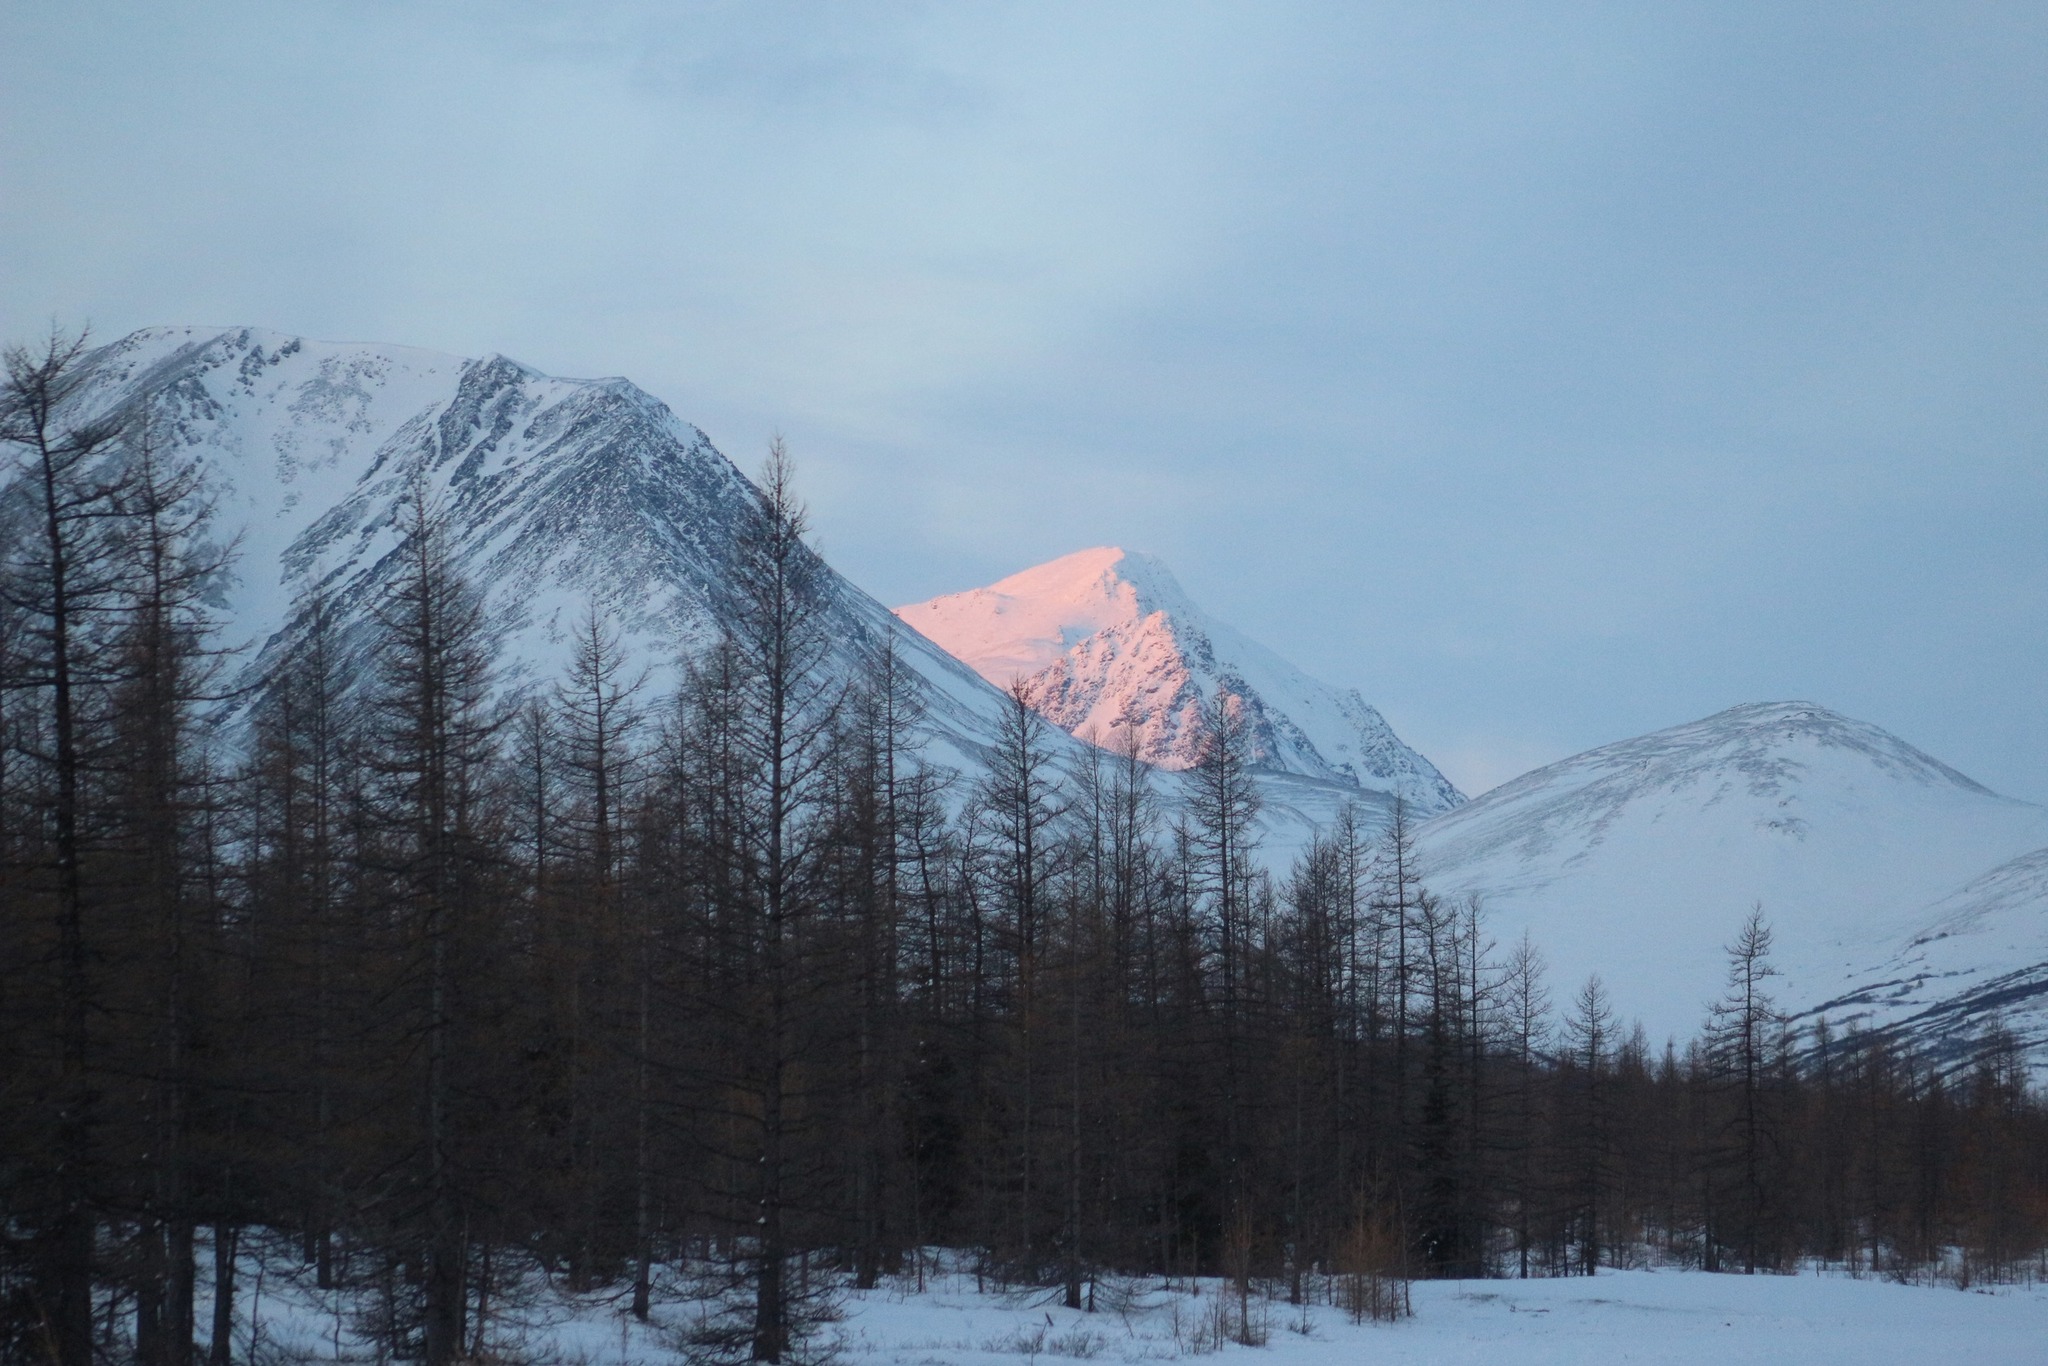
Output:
(832, 1271), (2048, 1366)
(225, 1251), (2048, 1365)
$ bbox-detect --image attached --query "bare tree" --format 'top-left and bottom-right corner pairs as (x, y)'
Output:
(0, 329), (134, 1366)
(554, 604), (646, 1293)
(1501, 934), (1550, 1277)
(971, 677), (1069, 1279)
(366, 485), (504, 1365)
(1705, 906), (1782, 1273)
(106, 423), (233, 1366)
(1562, 975), (1615, 1274)
(725, 441), (843, 1364)
(1183, 686), (1262, 1226)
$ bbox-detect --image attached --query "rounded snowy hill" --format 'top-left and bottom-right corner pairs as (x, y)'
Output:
(1417, 702), (2048, 1050)
(895, 547), (1462, 815)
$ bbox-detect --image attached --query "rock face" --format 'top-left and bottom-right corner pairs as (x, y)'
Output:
(49, 325), (1017, 770)
(1415, 701), (2048, 1063)
(895, 546), (1462, 814)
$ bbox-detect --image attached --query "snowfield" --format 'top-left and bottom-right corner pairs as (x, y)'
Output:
(219, 1247), (2048, 1365)
(1415, 702), (2048, 1061)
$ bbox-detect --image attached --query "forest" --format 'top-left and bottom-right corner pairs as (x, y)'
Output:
(5, 331), (2048, 1366)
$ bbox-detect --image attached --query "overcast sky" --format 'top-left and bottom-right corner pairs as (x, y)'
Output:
(6, 1), (2044, 799)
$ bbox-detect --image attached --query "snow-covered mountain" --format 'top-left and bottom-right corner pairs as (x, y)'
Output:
(1813, 846), (2048, 1069)
(1416, 701), (2048, 1057)
(46, 331), (2046, 1068)
(42, 327), (1436, 852)
(894, 547), (1462, 815)
(51, 326), (1020, 771)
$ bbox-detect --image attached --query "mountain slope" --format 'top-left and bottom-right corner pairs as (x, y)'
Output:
(1415, 702), (2048, 1049)
(1814, 846), (2048, 1068)
(895, 546), (1462, 815)
(53, 325), (1019, 771)
(39, 331), (2048, 1064)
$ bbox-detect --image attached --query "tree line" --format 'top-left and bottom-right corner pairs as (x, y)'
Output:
(5, 332), (2047, 1365)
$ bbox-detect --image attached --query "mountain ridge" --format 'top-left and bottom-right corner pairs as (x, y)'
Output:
(1415, 699), (2048, 1058)
(55, 325), (1023, 775)
(896, 546), (1463, 815)
(46, 326), (2048, 1069)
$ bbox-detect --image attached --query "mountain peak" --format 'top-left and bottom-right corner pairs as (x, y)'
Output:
(897, 549), (1462, 812)
(893, 546), (1190, 686)
(49, 324), (1100, 788)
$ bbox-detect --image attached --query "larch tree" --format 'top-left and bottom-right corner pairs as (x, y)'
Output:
(969, 677), (1070, 1277)
(724, 441), (844, 1364)
(1182, 685), (1263, 1229)
(1562, 974), (1616, 1275)
(0, 329), (137, 1366)
(104, 423), (232, 1366)
(1705, 906), (1783, 1274)
(364, 485), (506, 1365)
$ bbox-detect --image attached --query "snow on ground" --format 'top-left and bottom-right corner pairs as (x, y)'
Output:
(216, 1243), (2048, 1365)
(835, 1270), (2048, 1366)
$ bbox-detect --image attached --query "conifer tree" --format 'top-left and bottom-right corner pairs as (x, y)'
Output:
(364, 486), (506, 1364)
(104, 425), (231, 1366)
(1183, 686), (1262, 1228)
(971, 679), (1068, 1276)
(1704, 907), (1783, 1273)
(1, 330), (144, 1365)
(720, 441), (843, 1364)
(1562, 975), (1615, 1274)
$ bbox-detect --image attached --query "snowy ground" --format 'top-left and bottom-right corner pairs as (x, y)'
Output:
(830, 1271), (2048, 1366)
(222, 1246), (2048, 1365)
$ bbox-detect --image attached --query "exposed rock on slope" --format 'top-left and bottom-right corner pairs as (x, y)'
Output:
(896, 546), (1461, 814)
(52, 326), (1016, 770)
(1415, 701), (2048, 1054)
(1812, 846), (2048, 1069)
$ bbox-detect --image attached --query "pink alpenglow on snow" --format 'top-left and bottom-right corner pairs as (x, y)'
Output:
(896, 547), (1462, 814)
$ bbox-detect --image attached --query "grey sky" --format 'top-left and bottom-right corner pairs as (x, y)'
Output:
(6, 1), (2044, 798)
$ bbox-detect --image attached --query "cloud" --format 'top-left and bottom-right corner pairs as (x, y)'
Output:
(5, 1), (2044, 799)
